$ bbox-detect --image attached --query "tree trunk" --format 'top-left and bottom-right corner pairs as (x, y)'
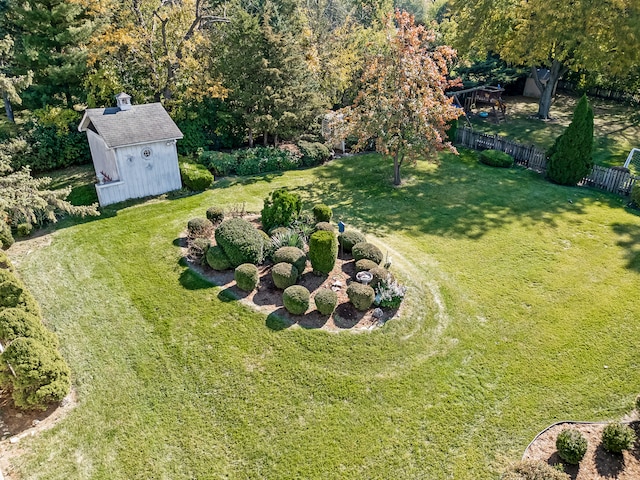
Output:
(263, 132), (268, 146)
(3, 92), (14, 123)
(274, 133), (278, 146)
(248, 128), (254, 148)
(532, 60), (566, 119)
(393, 154), (401, 186)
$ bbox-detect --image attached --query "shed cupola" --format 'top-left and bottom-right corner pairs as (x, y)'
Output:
(115, 92), (132, 111)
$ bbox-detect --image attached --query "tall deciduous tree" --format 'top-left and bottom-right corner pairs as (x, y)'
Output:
(449, 0), (640, 119)
(332, 10), (461, 185)
(546, 94), (594, 186)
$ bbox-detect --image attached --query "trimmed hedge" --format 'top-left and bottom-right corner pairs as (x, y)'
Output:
(312, 204), (333, 223)
(283, 285), (310, 315)
(347, 282), (375, 311)
(180, 161), (215, 191)
(0, 337), (70, 410)
(556, 429), (588, 464)
(189, 238), (210, 262)
(272, 247), (307, 275)
(314, 289), (338, 315)
(0, 270), (41, 316)
(308, 230), (338, 274)
(215, 218), (264, 267)
(479, 149), (514, 168)
(355, 259), (378, 273)
(298, 141), (331, 167)
(205, 245), (231, 271)
(206, 206), (225, 224)
(602, 423), (636, 453)
(235, 263), (259, 292)
(271, 262), (298, 290)
(0, 308), (58, 348)
(261, 188), (302, 232)
(352, 242), (383, 265)
(314, 222), (334, 232)
(338, 230), (366, 253)
(187, 217), (213, 238)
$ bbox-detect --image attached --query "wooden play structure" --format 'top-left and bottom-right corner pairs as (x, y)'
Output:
(448, 85), (507, 124)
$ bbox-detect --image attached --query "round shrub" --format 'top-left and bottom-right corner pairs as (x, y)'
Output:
(308, 230), (338, 274)
(347, 282), (375, 311)
(314, 222), (334, 232)
(369, 266), (394, 288)
(555, 428), (588, 464)
(312, 204), (333, 223)
(269, 226), (290, 236)
(271, 262), (298, 290)
(355, 259), (379, 273)
(179, 161), (215, 191)
(205, 245), (232, 271)
(314, 289), (338, 315)
(0, 220), (14, 250)
(215, 218), (264, 267)
(352, 242), (383, 265)
(283, 285), (310, 315)
(189, 238), (210, 262)
(0, 337), (70, 411)
(272, 247), (307, 275)
(0, 251), (13, 271)
(206, 206), (225, 224)
(234, 263), (259, 292)
(297, 141), (331, 167)
(479, 149), (514, 168)
(602, 422), (636, 453)
(338, 230), (366, 253)
(187, 217), (213, 238)
(16, 223), (33, 237)
(500, 460), (569, 480)
(0, 308), (58, 348)
(261, 188), (302, 232)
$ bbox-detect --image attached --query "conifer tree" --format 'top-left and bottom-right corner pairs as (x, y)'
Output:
(546, 95), (594, 186)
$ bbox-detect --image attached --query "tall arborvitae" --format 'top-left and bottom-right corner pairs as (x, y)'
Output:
(546, 95), (594, 186)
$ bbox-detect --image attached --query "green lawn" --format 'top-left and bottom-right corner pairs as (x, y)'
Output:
(5, 152), (640, 479)
(467, 94), (640, 168)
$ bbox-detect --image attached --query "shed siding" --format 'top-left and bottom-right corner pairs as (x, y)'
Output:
(87, 130), (119, 182)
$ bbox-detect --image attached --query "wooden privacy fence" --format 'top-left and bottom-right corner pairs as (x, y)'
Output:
(455, 126), (639, 196)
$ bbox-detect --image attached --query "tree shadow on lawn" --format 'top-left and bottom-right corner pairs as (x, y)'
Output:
(611, 221), (640, 273)
(296, 151), (623, 240)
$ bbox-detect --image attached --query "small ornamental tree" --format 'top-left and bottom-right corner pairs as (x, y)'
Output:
(330, 10), (461, 185)
(546, 95), (594, 186)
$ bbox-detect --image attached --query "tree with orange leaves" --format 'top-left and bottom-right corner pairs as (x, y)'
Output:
(332, 10), (461, 185)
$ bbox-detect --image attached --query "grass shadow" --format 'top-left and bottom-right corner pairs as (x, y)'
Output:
(266, 307), (295, 331)
(546, 452), (579, 480)
(179, 267), (214, 291)
(611, 222), (640, 272)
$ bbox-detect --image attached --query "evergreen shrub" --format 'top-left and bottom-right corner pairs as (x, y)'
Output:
(189, 238), (210, 262)
(0, 251), (12, 270)
(338, 231), (366, 253)
(0, 308), (58, 348)
(314, 222), (334, 232)
(369, 266), (393, 288)
(261, 188), (302, 232)
(205, 245), (231, 271)
(187, 217), (213, 238)
(0, 270), (41, 316)
(199, 151), (238, 176)
(180, 161), (215, 191)
(347, 282), (375, 311)
(272, 247), (307, 274)
(235, 263), (259, 292)
(555, 429), (588, 464)
(271, 262), (299, 289)
(215, 218), (264, 267)
(352, 242), (383, 265)
(355, 259), (378, 273)
(0, 220), (14, 250)
(312, 204), (333, 223)
(479, 149), (514, 168)
(314, 289), (338, 315)
(297, 141), (331, 167)
(206, 206), (225, 224)
(16, 223), (33, 237)
(602, 423), (636, 453)
(283, 285), (310, 315)
(308, 230), (338, 274)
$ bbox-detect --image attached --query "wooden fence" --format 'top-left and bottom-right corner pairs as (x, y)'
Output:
(455, 126), (639, 196)
(557, 80), (640, 105)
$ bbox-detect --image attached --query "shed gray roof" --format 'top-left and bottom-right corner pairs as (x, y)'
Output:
(78, 103), (183, 148)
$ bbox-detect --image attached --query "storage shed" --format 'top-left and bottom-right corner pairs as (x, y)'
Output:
(78, 93), (183, 207)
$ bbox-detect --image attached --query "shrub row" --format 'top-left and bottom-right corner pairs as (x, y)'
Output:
(0, 256), (70, 410)
(198, 142), (331, 177)
(479, 149), (514, 168)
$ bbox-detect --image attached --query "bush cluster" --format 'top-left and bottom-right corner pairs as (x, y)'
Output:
(555, 429), (588, 464)
(347, 282), (375, 311)
(297, 141), (331, 167)
(16, 223), (33, 237)
(235, 263), (259, 292)
(314, 289), (338, 315)
(271, 262), (298, 290)
(308, 230), (338, 274)
(0, 256), (70, 411)
(267, 231), (305, 259)
(272, 247), (307, 275)
(206, 206), (225, 225)
(312, 204), (333, 223)
(205, 245), (231, 271)
(479, 149), (514, 168)
(180, 161), (215, 191)
(501, 461), (569, 480)
(261, 188), (302, 233)
(283, 285), (310, 315)
(338, 231), (366, 253)
(215, 218), (264, 267)
(601, 423), (636, 453)
(352, 242), (383, 265)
